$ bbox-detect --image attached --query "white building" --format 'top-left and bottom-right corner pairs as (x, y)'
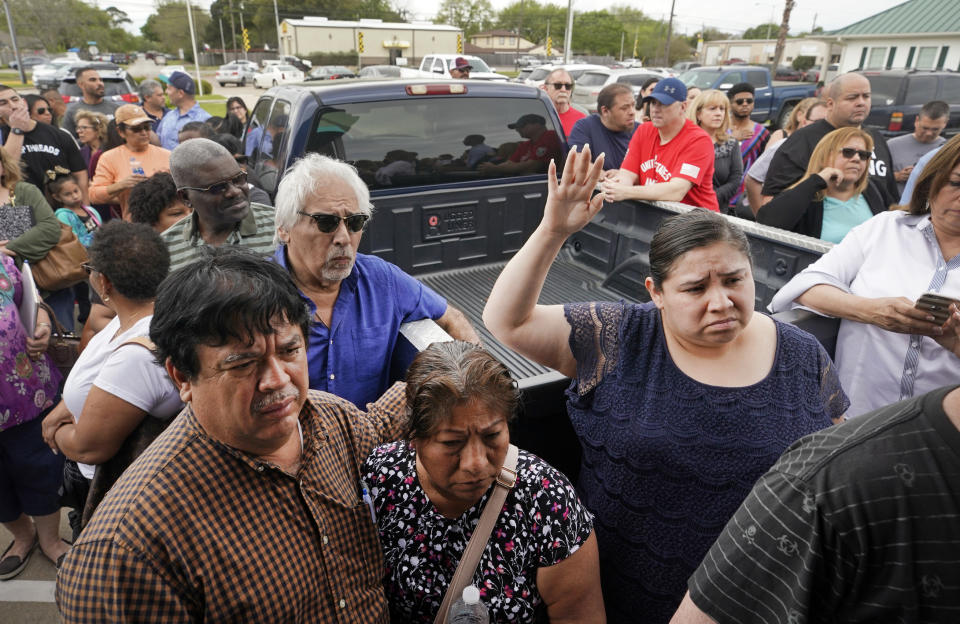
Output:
(280, 17), (462, 66)
(817, 0), (960, 74)
(700, 38), (840, 69)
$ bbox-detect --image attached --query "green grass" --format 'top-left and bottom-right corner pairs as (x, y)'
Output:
(199, 101), (228, 116)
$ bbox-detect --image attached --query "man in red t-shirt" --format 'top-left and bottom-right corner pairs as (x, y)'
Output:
(478, 114), (562, 175)
(541, 68), (586, 139)
(601, 77), (719, 211)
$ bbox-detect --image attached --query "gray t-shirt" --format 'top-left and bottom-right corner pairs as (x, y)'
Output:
(62, 99), (121, 136)
(887, 133), (946, 193)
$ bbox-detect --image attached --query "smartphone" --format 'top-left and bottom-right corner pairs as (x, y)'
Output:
(916, 292), (960, 324)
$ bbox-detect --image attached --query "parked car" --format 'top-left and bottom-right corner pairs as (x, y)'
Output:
(253, 64), (304, 88)
(679, 64), (817, 127)
(774, 66), (804, 81)
(859, 70), (960, 137)
(280, 55), (312, 72)
(418, 54), (509, 81)
(572, 68), (663, 113)
(9, 55), (48, 71)
(216, 62), (257, 87)
(357, 65), (433, 79)
(58, 63), (140, 104)
(32, 57), (86, 90)
(306, 65), (357, 80)
(521, 63), (608, 87)
(515, 68), (534, 83)
(673, 61), (701, 72)
(802, 64), (838, 83)
(234, 59), (260, 71)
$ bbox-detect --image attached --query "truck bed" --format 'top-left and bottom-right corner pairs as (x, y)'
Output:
(418, 253), (632, 382)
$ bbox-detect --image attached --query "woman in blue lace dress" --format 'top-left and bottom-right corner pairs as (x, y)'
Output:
(483, 147), (848, 623)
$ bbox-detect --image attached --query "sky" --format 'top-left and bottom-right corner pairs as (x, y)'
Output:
(98, 0), (909, 39)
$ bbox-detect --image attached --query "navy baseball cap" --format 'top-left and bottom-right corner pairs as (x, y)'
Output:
(167, 71), (196, 96)
(642, 77), (687, 106)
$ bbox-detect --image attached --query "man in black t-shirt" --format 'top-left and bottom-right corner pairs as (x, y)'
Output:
(762, 73), (899, 206)
(0, 84), (88, 200)
(671, 385), (960, 623)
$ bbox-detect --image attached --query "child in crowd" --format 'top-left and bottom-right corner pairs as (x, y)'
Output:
(48, 171), (102, 324)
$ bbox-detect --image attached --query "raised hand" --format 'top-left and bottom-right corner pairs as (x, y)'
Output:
(541, 145), (605, 237)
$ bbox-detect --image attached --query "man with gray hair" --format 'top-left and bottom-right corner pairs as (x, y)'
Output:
(273, 153), (480, 408)
(162, 138), (276, 272)
(138, 79), (168, 131)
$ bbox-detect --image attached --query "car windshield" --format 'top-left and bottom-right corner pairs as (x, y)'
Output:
(529, 67), (552, 81)
(680, 69), (723, 88)
(864, 75), (902, 107)
(276, 65), (298, 72)
(455, 58), (491, 73)
(578, 72), (610, 87)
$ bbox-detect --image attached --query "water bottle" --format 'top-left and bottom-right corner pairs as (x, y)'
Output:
(130, 157), (145, 176)
(447, 585), (488, 624)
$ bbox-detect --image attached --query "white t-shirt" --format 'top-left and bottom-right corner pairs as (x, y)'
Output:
(62, 315), (183, 478)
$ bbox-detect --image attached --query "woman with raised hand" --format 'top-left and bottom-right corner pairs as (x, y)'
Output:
(483, 146), (847, 623)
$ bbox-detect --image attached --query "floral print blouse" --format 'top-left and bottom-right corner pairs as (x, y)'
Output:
(0, 255), (61, 431)
(362, 441), (594, 623)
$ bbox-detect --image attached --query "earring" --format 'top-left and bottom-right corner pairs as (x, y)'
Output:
(102, 295), (110, 303)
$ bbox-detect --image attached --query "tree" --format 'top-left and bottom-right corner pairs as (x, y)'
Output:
(142, 2), (211, 58)
(741, 22), (780, 39)
(10, 0), (142, 52)
(495, 1), (567, 46)
(435, 0), (495, 37)
(105, 6), (133, 29)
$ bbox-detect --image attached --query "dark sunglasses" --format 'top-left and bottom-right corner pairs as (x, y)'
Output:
(734, 98), (754, 105)
(82, 263), (97, 275)
(121, 123), (151, 133)
(840, 147), (872, 161)
(549, 82), (573, 90)
(34, 106), (49, 114)
(297, 211), (369, 233)
(179, 171), (248, 195)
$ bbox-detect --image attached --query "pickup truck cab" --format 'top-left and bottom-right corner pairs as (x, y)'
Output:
(678, 65), (817, 128)
(418, 54), (509, 81)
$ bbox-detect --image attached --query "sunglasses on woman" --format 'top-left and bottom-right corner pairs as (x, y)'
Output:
(840, 147), (872, 161)
(297, 211), (369, 233)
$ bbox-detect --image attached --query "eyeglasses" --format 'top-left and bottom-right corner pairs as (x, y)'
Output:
(734, 98), (754, 105)
(82, 263), (97, 275)
(34, 107), (49, 114)
(179, 171), (248, 195)
(297, 211), (369, 233)
(121, 123), (151, 133)
(452, 67), (471, 73)
(548, 82), (573, 90)
(76, 125), (93, 131)
(840, 147), (872, 161)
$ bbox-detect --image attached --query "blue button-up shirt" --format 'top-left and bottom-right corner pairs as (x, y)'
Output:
(156, 102), (211, 150)
(273, 247), (448, 408)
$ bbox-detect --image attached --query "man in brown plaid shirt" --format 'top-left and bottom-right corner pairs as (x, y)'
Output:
(56, 249), (408, 623)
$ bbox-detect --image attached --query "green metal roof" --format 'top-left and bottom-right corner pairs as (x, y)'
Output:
(828, 0), (960, 36)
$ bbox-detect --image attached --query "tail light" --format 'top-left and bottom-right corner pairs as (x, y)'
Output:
(61, 94), (70, 103)
(889, 112), (903, 132)
(406, 84), (467, 95)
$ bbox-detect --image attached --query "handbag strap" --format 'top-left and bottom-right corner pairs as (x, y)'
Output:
(434, 444), (519, 624)
(37, 300), (71, 337)
(121, 336), (155, 351)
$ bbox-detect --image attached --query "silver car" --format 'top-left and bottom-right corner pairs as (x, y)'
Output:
(216, 62), (257, 87)
(572, 68), (662, 113)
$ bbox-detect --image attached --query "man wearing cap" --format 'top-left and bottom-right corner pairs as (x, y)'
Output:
(450, 57), (472, 79)
(62, 67), (122, 136)
(155, 71), (211, 151)
(89, 104), (171, 218)
(478, 113), (562, 175)
(601, 77), (719, 211)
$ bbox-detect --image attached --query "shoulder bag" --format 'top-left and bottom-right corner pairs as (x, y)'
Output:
(32, 221), (89, 291)
(434, 444), (519, 624)
(38, 301), (80, 377)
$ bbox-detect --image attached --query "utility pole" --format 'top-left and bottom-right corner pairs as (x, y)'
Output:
(273, 0), (282, 56)
(239, 3), (248, 61)
(772, 0), (794, 71)
(219, 19), (227, 65)
(2, 0), (24, 85)
(228, 0), (238, 61)
(619, 31), (624, 61)
(663, 0), (677, 66)
(516, 0), (523, 67)
(185, 0), (203, 95)
(563, 0), (573, 63)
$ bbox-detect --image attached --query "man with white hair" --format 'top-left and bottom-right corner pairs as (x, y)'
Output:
(273, 154), (480, 408)
(162, 138), (276, 272)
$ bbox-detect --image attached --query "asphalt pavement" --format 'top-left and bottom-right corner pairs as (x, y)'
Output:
(0, 512), (72, 623)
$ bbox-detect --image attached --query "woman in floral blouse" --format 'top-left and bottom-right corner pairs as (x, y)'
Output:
(363, 341), (605, 623)
(0, 254), (70, 579)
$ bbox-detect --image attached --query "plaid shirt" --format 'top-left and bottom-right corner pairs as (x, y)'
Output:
(56, 384), (408, 623)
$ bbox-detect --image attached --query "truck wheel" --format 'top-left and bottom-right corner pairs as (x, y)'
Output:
(777, 103), (795, 130)
(218, 82), (226, 87)
(272, 80), (278, 87)
(240, 77), (246, 86)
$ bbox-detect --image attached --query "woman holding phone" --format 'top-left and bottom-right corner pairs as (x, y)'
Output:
(771, 134), (960, 418)
(756, 127), (888, 242)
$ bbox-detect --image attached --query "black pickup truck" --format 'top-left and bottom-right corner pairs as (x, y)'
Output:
(246, 80), (834, 479)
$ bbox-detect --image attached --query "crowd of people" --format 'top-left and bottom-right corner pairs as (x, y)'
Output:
(0, 67), (958, 624)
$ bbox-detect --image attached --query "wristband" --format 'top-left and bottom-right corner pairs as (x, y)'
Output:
(36, 322), (51, 328)
(10, 128), (23, 136)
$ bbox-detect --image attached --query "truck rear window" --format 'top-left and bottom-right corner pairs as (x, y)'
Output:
(864, 75), (901, 106)
(304, 97), (564, 190)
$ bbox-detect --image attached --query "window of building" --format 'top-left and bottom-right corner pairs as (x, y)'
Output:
(915, 46), (938, 69)
(499, 37), (505, 45)
(866, 47), (887, 69)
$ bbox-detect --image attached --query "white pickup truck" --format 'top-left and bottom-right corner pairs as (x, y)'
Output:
(418, 54), (509, 81)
